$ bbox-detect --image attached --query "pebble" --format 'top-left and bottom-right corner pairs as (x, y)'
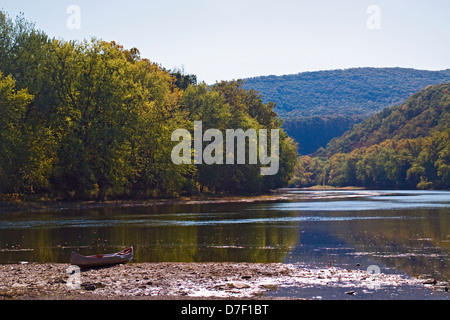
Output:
(423, 278), (437, 285)
(232, 282), (250, 289)
(345, 290), (356, 295)
(83, 284), (96, 291)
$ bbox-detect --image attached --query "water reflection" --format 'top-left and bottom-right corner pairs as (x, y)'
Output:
(0, 203), (301, 263)
(0, 190), (449, 282)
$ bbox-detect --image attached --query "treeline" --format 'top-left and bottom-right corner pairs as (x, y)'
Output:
(291, 130), (450, 189)
(0, 11), (297, 200)
(290, 84), (450, 190)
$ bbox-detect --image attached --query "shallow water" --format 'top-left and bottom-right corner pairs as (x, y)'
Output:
(0, 190), (449, 289)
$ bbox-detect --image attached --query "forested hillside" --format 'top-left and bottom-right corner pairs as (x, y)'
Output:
(0, 11), (298, 200)
(290, 83), (450, 189)
(244, 68), (450, 154)
(326, 83), (450, 154)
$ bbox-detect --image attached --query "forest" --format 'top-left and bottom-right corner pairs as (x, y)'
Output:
(0, 11), (298, 200)
(290, 83), (450, 190)
(244, 67), (450, 154)
(1, 9), (448, 200)
(244, 67), (450, 118)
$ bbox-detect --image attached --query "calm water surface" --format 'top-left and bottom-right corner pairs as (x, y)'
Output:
(1, 190), (449, 285)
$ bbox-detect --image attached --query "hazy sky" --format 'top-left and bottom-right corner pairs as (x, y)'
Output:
(1, 0), (449, 84)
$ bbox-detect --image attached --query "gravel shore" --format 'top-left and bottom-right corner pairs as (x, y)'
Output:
(0, 262), (437, 300)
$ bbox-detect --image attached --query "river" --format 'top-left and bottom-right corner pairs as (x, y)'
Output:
(1, 190), (449, 289)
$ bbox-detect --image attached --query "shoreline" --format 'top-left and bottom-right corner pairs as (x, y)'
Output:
(3, 186), (446, 214)
(0, 186), (391, 214)
(1, 262), (445, 300)
(0, 194), (290, 214)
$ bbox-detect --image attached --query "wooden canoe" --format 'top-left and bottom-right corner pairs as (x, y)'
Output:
(70, 247), (134, 268)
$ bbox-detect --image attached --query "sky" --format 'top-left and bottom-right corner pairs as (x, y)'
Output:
(1, 0), (449, 84)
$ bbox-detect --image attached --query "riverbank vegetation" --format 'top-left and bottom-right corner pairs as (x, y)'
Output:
(0, 11), (297, 200)
(1, 10), (448, 202)
(290, 83), (450, 190)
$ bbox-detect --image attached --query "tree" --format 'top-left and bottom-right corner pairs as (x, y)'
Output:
(0, 10), (298, 199)
(0, 72), (35, 193)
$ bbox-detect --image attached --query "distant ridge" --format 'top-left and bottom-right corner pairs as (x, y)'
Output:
(243, 67), (450, 154)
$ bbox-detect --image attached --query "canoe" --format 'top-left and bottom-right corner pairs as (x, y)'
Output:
(70, 247), (134, 268)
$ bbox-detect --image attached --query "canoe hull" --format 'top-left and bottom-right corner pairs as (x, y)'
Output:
(70, 247), (134, 268)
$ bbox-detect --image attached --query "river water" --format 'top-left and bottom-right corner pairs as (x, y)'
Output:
(1, 190), (449, 292)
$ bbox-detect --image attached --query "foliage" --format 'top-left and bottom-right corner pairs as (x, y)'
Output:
(290, 84), (450, 190)
(168, 67), (197, 90)
(244, 68), (450, 119)
(180, 80), (297, 194)
(0, 10), (297, 199)
(0, 72), (39, 193)
(326, 83), (450, 154)
(244, 67), (450, 155)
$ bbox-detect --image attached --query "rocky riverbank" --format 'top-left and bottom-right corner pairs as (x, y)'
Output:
(1, 262), (443, 300)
